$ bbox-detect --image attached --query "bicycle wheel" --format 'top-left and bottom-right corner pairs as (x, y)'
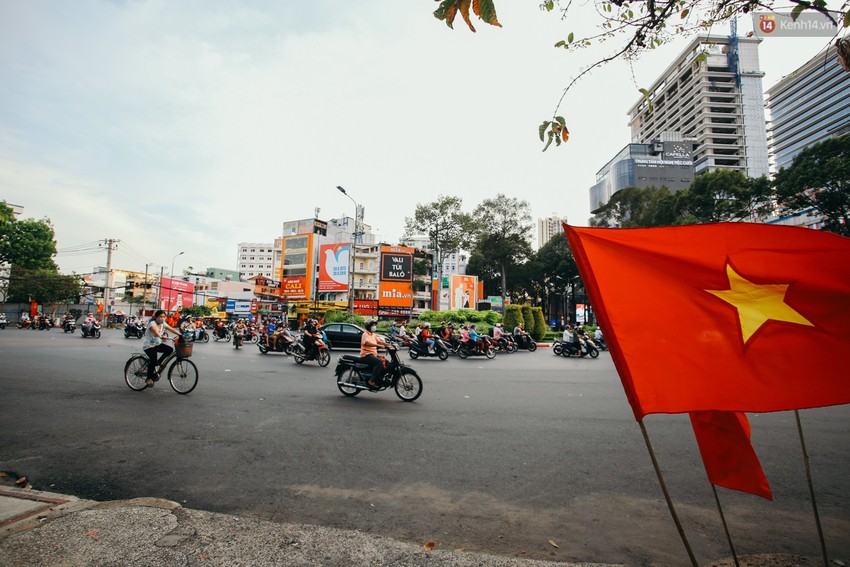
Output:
(124, 355), (149, 391)
(168, 359), (199, 394)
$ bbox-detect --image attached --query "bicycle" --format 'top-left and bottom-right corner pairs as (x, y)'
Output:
(124, 338), (198, 394)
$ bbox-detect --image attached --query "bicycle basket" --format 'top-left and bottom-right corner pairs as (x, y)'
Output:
(175, 339), (193, 358)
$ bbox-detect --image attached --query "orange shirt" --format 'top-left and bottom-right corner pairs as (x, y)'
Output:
(359, 330), (379, 357)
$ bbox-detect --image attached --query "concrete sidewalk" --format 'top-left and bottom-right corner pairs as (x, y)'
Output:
(0, 485), (623, 567)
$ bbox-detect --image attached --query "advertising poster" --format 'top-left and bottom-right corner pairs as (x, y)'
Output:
(379, 245), (414, 309)
(161, 277), (195, 311)
(318, 243), (350, 292)
(280, 276), (308, 300)
(450, 275), (478, 310)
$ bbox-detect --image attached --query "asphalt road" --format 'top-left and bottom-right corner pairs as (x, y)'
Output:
(1, 328), (848, 566)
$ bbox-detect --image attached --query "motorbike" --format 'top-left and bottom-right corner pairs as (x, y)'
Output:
(212, 325), (231, 342)
(38, 316), (54, 331)
(492, 334), (518, 354)
(80, 320), (102, 339)
(233, 329), (245, 349)
(408, 336), (449, 361)
(17, 319), (31, 329)
(591, 336), (608, 351)
(0, 315), (7, 330)
(512, 332), (538, 352)
(124, 321), (145, 339)
(334, 345), (423, 402)
(291, 336), (331, 367)
(193, 326), (210, 343)
(457, 336), (496, 360)
(258, 329), (296, 355)
(553, 338), (599, 358)
(387, 334), (413, 349)
(63, 318), (76, 333)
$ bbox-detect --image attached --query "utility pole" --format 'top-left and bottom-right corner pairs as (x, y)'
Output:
(155, 266), (165, 310)
(101, 239), (119, 327)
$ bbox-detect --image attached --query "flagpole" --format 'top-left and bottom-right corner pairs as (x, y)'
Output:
(794, 410), (829, 567)
(638, 419), (699, 567)
(710, 484), (740, 567)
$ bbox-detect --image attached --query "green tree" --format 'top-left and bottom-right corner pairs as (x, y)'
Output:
(527, 233), (578, 320)
(7, 267), (80, 304)
(678, 169), (772, 224)
(590, 186), (679, 228)
(470, 194), (533, 310)
(503, 304), (523, 332)
(520, 305), (535, 337)
(403, 195), (476, 282)
(774, 134), (850, 237)
(0, 203), (57, 271)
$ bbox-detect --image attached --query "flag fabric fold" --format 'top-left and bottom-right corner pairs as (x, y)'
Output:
(563, 222), (850, 419)
(689, 411), (773, 500)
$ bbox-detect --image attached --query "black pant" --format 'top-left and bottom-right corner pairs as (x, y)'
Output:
(144, 343), (173, 378)
(360, 354), (383, 380)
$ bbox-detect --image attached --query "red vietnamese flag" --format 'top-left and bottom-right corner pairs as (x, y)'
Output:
(690, 411), (772, 500)
(563, 223), (850, 419)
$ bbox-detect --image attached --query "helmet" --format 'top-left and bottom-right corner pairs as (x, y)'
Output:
(364, 319), (377, 329)
(496, 322), (502, 327)
(424, 322), (431, 328)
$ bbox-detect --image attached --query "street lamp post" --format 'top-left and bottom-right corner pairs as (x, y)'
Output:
(336, 186), (359, 314)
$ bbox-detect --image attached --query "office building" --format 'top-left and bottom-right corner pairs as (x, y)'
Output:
(537, 215), (567, 249)
(766, 47), (850, 172)
(236, 243), (275, 280)
(627, 34), (770, 178)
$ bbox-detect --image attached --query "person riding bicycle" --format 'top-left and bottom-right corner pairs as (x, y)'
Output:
(360, 319), (388, 389)
(143, 309), (182, 388)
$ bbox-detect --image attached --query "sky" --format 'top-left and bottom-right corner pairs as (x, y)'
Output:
(0, 0), (842, 278)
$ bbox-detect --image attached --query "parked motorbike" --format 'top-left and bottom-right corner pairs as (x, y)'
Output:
(63, 319), (76, 333)
(553, 339), (599, 358)
(334, 345), (423, 402)
(512, 332), (538, 352)
(457, 336), (496, 360)
(80, 320), (102, 339)
(292, 337), (330, 367)
(124, 321), (145, 339)
(258, 329), (296, 355)
(408, 336), (449, 361)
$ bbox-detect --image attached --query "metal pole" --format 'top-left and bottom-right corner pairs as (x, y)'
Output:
(337, 186), (358, 315)
(795, 410), (830, 567)
(638, 419), (699, 567)
(711, 484), (740, 567)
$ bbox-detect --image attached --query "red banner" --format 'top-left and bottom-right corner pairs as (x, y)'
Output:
(160, 278), (195, 311)
(280, 276), (309, 300)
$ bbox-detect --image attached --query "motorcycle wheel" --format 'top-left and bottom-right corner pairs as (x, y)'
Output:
(438, 349), (448, 361)
(510, 343), (518, 353)
(408, 349), (419, 360)
(457, 346), (470, 359)
(124, 331), (131, 338)
(553, 343), (563, 355)
(95, 330), (101, 339)
(317, 349), (330, 367)
(337, 369), (361, 397)
(250, 334), (259, 344)
(284, 344), (293, 355)
(258, 343), (268, 354)
(527, 341), (537, 352)
(294, 353), (305, 364)
(588, 346), (599, 359)
(394, 368), (423, 402)
(202, 333), (209, 343)
(225, 332), (231, 343)
(485, 348), (496, 360)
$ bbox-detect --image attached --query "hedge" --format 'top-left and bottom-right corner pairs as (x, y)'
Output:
(531, 307), (547, 341)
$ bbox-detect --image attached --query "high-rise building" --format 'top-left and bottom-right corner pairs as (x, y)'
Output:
(236, 242), (275, 280)
(766, 48), (850, 173)
(627, 34), (770, 178)
(537, 215), (567, 249)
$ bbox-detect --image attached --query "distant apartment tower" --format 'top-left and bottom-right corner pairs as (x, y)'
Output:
(627, 34), (769, 178)
(236, 242), (275, 280)
(766, 48), (850, 172)
(537, 215), (567, 249)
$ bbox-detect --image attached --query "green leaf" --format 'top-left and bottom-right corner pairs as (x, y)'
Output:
(555, 40), (566, 48)
(477, 0), (502, 27)
(568, 32), (574, 43)
(544, 0), (555, 11)
(554, 116), (566, 127)
(639, 88), (654, 113)
(542, 131), (554, 152)
(539, 121), (551, 142)
(844, 11), (850, 27)
(790, 3), (806, 22)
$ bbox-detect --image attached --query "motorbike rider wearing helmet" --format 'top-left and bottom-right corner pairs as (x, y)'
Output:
(360, 320), (388, 389)
(420, 322), (435, 353)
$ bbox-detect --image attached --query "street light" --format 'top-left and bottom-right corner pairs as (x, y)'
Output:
(336, 186), (359, 314)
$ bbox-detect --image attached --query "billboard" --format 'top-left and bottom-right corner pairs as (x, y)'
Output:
(379, 245), (414, 309)
(161, 278), (195, 311)
(450, 275), (478, 310)
(280, 276), (309, 300)
(279, 234), (314, 301)
(318, 243), (350, 292)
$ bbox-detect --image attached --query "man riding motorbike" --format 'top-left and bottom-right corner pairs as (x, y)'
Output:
(302, 318), (320, 358)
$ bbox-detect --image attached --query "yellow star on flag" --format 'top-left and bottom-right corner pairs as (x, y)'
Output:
(706, 264), (814, 343)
